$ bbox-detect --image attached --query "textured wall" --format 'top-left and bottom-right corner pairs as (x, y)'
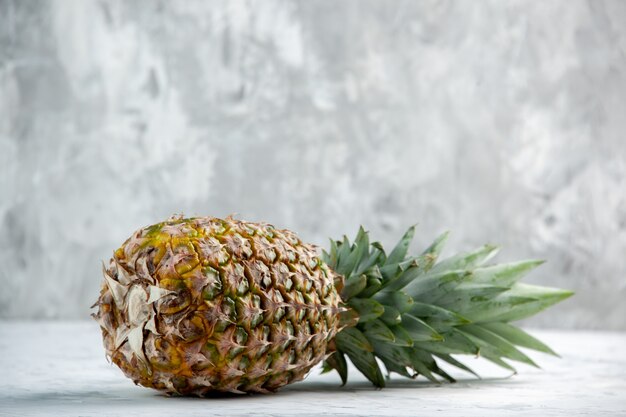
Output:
(1, 0), (625, 329)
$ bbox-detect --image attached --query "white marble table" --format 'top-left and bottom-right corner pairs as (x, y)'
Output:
(0, 321), (624, 417)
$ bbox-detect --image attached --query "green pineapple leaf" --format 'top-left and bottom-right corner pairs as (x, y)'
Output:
(463, 284), (574, 323)
(362, 319), (396, 343)
(410, 302), (471, 329)
(460, 324), (539, 368)
(481, 322), (558, 356)
(388, 325), (414, 347)
(430, 244), (500, 273)
(385, 225), (416, 266)
(336, 327), (385, 387)
(348, 298), (385, 323)
(432, 353), (480, 378)
(322, 351), (348, 386)
(401, 314), (443, 342)
(325, 225), (573, 388)
(341, 274), (367, 300)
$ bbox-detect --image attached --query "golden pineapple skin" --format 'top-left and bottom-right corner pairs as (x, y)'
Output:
(93, 216), (343, 395)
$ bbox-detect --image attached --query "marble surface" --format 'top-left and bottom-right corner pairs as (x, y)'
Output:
(0, 321), (624, 417)
(1, 1), (626, 329)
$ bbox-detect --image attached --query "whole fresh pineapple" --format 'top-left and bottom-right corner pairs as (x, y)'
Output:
(92, 215), (572, 395)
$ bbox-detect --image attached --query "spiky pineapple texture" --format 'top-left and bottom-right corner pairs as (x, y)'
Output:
(93, 216), (343, 395)
(93, 216), (572, 395)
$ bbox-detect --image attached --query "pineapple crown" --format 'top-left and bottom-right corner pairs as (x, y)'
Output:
(321, 226), (573, 387)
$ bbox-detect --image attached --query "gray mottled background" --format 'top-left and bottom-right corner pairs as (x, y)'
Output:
(1, 0), (625, 329)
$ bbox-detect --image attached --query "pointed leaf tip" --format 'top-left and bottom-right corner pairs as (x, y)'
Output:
(482, 322), (559, 357)
(324, 351), (348, 386)
(385, 226), (417, 266)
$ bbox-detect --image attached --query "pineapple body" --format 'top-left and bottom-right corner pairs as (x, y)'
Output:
(93, 216), (342, 395)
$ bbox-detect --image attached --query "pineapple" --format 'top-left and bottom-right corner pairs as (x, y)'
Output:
(92, 215), (572, 395)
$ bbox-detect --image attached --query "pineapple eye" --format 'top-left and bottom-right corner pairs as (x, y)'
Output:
(285, 321), (294, 337)
(228, 327), (249, 358)
(201, 266), (222, 300)
(274, 306), (285, 321)
(149, 337), (182, 370)
(217, 250), (230, 265)
(303, 348), (313, 361)
(322, 283), (332, 298)
(236, 278), (249, 296)
(306, 307), (320, 323)
(172, 376), (188, 391)
(222, 296), (236, 320)
(238, 356), (250, 370)
(261, 274), (272, 289)
(250, 295), (263, 328)
(262, 325), (270, 341)
(158, 289), (191, 315)
(235, 327), (248, 345)
(179, 313), (206, 342)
